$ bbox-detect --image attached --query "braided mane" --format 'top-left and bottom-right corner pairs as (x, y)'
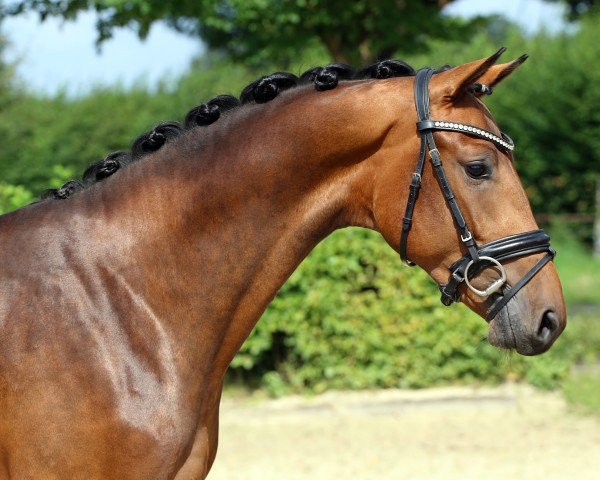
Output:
(43, 60), (416, 200)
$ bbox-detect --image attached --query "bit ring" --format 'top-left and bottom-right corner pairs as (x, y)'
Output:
(464, 256), (507, 297)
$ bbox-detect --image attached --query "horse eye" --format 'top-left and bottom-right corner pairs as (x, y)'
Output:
(465, 163), (488, 179)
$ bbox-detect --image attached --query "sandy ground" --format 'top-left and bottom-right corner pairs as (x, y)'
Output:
(209, 384), (600, 480)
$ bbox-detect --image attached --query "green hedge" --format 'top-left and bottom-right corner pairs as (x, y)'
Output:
(229, 229), (584, 395)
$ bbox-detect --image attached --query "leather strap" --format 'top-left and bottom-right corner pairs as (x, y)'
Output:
(426, 143), (479, 262)
(415, 69), (479, 262)
(402, 68), (479, 264)
(448, 230), (552, 272)
(439, 230), (554, 309)
(399, 69), (434, 265)
(486, 251), (555, 321)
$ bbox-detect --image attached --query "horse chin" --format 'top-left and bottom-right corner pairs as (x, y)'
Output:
(487, 301), (548, 356)
(488, 308), (518, 352)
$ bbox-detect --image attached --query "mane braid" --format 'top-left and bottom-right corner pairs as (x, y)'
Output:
(42, 180), (84, 200)
(240, 72), (299, 104)
(131, 121), (185, 161)
(42, 59), (424, 201)
(300, 63), (355, 91)
(357, 59), (415, 79)
(185, 95), (241, 129)
(82, 151), (132, 186)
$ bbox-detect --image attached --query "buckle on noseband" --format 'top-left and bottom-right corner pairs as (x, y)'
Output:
(439, 284), (460, 306)
(464, 256), (507, 297)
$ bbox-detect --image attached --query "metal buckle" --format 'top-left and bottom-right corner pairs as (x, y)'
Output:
(429, 148), (441, 165)
(464, 256), (507, 297)
(412, 173), (421, 184)
(451, 270), (464, 283)
(461, 231), (472, 243)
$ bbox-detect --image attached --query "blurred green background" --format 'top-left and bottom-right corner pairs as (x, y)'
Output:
(0, 0), (598, 411)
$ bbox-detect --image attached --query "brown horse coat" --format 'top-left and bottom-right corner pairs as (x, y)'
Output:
(0, 53), (565, 479)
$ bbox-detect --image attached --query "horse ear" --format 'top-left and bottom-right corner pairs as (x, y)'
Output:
(471, 54), (529, 96)
(434, 48), (507, 101)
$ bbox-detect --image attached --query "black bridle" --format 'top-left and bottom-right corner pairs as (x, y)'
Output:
(400, 68), (555, 321)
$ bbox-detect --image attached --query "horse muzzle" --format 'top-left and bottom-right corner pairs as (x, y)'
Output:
(488, 297), (565, 355)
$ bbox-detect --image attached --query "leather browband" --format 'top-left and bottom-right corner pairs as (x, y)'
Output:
(400, 68), (556, 321)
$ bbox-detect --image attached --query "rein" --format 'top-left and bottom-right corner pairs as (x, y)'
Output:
(400, 68), (555, 321)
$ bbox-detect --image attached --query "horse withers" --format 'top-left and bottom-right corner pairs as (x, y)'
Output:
(0, 50), (565, 479)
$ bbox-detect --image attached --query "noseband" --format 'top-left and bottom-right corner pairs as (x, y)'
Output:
(400, 68), (555, 321)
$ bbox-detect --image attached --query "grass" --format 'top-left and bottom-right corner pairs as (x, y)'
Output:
(552, 230), (600, 308)
(563, 371), (600, 415)
(550, 228), (600, 415)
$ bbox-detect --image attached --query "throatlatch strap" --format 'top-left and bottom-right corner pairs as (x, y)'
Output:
(399, 68), (435, 265)
(399, 136), (426, 265)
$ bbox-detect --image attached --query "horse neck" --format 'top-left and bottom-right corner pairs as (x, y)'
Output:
(82, 79), (412, 380)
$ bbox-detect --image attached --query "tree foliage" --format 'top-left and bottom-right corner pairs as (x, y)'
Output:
(4, 1), (594, 65)
(0, 182), (34, 213)
(546, 0), (597, 19)
(0, 0), (485, 64)
(0, 56), (262, 192)
(232, 228), (507, 393)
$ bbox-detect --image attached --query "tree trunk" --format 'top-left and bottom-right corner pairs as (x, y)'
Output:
(320, 34), (352, 64)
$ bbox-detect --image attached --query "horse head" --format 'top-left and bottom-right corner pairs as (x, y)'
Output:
(371, 50), (566, 355)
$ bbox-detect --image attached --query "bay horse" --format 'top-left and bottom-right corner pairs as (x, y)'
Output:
(0, 50), (565, 479)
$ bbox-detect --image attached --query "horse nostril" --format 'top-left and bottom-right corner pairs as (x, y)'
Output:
(537, 310), (558, 342)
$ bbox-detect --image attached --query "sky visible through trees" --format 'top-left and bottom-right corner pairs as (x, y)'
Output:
(2, 0), (565, 95)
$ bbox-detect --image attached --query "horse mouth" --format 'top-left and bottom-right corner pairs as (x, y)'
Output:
(488, 309), (518, 351)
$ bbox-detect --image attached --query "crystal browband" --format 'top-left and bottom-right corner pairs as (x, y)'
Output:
(417, 119), (514, 151)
